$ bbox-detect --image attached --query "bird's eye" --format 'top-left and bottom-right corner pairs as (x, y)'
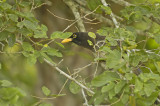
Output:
(73, 34), (77, 38)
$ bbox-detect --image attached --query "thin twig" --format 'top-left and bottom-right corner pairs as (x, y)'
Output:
(109, 90), (125, 106)
(33, 3), (47, 10)
(84, 21), (101, 25)
(47, 9), (75, 22)
(31, 95), (56, 100)
(81, 89), (89, 106)
(72, 62), (95, 75)
(58, 79), (69, 95)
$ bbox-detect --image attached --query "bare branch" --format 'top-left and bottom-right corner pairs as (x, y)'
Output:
(47, 9), (75, 22)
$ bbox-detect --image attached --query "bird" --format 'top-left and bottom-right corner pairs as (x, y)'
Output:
(61, 32), (108, 70)
(61, 32), (106, 51)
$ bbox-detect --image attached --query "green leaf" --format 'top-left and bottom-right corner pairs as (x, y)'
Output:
(5, 26), (16, 33)
(101, 5), (112, 15)
(134, 78), (143, 92)
(8, 34), (16, 47)
(94, 94), (105, 105)
(34, 24), (48, 38)
(0, 31), (9, 41)
(101, 82), (115, 93)
(23, 20), (37, 31)
(87, 40), (93, 46)
(9, 95), (19, 105)
(129, 11), (143, 22)
(97, 27), (112, 36)
(50, 31), (72, 39)
(42, 86), (51, 96)
(27, 54), (37, 65)
(69, 81), (81, 94)
(87, 0), (102, 13)
(109, 89), (116, 99)
(1, 80), (12, 87)
(154, 33), (160, 44)
(88, 32), (96, 39)
(55, 41), (64, 48)
(0, 87), (26, 100)
(18, 1), (31, 7)
(41, 47), (62, 57)
(114, 80), (126, 94)
(106, 50), (125, 69)
(50, 31), (62, 39)
(125, 73), (134, 80)
(144, 82), (156, 97)
(41, 52), (56, 65)
(139, 73), (160, 82)
(137, 92), (158, 106)
(121, 94), (129, 104)
(92, 71), (120, 87)
(0, 63), (1, 69)
(0, 2), (12, 10)
(22, 42), (34, 52)
(8, 14), (18, 22)
(17, 21), (24, 28)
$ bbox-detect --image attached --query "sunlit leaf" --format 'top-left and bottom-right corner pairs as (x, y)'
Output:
(41, 47), (62, 57)
(92, 71), (120, 87)
(42, 86), (51, 96)
(69, 81), (81, 94)
(87, 40), (93, 46)
(0, 31), (9, 41)
(101, 82), (115, 93)
(88, 32), (96, 39)
(134, 78), (143, 92)
(144, 82), (156, 97)
(101, 5), (112, 15)
(22, 42), (34, 52)
(1, 80), (12, 87)
(114, 80), (126, 94)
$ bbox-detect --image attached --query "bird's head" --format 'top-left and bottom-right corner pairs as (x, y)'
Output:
(61, 32), (96, 50)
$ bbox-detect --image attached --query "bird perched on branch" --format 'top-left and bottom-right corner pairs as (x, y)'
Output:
(61, 32), (106, 51)
(61, 32), (108, 70)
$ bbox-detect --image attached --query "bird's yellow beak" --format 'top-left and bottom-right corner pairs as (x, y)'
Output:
(61, 38), (72, 43)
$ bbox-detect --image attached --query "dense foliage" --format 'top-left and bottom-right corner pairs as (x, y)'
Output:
(0, 0), (160, 105)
